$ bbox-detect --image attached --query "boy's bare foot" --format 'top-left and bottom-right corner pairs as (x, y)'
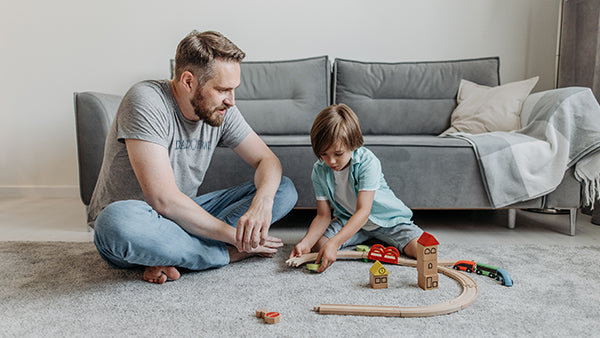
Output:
(143, 266), (181, 284)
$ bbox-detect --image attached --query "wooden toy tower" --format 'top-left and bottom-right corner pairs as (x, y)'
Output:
(417, 232), (439, 290)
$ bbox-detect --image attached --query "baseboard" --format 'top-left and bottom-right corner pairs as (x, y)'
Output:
(0, 185), (79, 198)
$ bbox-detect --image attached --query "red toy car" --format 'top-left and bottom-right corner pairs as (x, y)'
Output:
(453, 260), (476, 273)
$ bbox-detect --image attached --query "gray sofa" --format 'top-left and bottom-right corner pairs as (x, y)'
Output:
(74, 56), (581, 235)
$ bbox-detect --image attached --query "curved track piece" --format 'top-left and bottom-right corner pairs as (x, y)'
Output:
(286, 250), (478, 318)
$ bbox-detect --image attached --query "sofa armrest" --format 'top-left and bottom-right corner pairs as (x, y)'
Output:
(73, 92), (122, 205)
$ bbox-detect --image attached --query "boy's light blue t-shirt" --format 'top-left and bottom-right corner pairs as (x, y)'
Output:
(311, 146), (413, 227)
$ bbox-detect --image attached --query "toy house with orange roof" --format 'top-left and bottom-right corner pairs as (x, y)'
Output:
(369, 260), (389, 289)
(417, 232), (439, 290)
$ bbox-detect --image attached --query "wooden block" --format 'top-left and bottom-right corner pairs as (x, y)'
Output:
(263, 312), (280, 324)
(416, 233), (439, 292)
(417, 259), (437, 276)
(417, 244), (438, 262)
(256, 308), (267, 318)
(370, 272), (388, 289)
(418, 273), (439, 290)
(256, 308), (281, 324)
(369, 261), (389, 289)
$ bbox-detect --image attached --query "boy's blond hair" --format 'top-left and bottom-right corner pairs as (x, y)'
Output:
(310, 104), (364, 158)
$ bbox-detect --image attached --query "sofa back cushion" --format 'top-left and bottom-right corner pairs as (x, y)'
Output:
(236, 56), (331, 135)
(334, 57), (500, 135)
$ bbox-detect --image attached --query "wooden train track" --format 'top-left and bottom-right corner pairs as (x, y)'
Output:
(286, 251), (478, 317)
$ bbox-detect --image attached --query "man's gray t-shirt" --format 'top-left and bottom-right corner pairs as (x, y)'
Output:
(87, 80), (252, 226)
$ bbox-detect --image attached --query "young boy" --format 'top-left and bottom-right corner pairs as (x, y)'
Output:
(289, 104), (425, 273)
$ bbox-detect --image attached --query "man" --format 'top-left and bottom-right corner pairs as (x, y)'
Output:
(89, 30), (297, 284)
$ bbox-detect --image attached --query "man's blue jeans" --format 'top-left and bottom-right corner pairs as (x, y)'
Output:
(93, 177), (297, 271)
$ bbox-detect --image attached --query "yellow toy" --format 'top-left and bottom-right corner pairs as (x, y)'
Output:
(369, 261), (389, 289)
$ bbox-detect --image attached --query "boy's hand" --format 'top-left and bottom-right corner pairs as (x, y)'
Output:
(289, 241), (311, 259)
(315, 240), (339, 273)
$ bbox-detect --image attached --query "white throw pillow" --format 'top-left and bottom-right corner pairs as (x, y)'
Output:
(440, 76), (539, 135)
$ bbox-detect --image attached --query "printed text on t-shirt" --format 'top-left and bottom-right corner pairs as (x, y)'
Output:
(175, 139), (212, 151)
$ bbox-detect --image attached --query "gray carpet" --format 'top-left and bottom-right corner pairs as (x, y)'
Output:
(1, 241), (599, 337)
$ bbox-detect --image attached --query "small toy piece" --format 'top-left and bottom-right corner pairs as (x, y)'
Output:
(476, 263), (513, 287)
(369, 260), (389, 289)
(256, 308), (267, 318)
(453, 260), (477, 273)
(495, 268), (513, 287)
(356, 245), (370, 262)
(264, 312), (281, 324)
(256, 308), (281, 324)
(306, 263), (321, 272)
(475, 262), (498, 278)
(367, 244), (400, 264)
(417, 232), (439, 290)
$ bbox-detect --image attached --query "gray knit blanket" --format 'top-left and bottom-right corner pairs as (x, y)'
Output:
(450, 87), (600, 208)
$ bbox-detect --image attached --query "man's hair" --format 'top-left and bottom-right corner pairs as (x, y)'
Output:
(174, 30), (246, 85)
(310, 104), (364, 158)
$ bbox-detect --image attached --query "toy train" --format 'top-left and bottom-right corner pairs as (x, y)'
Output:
(453, 260), (513, 287)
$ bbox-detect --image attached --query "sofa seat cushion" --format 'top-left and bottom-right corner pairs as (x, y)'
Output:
(261, 135), (475, 148)
(365, 135), (472, 147)
(186, 132), (546, 209)
(260, 135), (311, 146)
(224, 135), (541, 209)
(363, 135), (542, 209)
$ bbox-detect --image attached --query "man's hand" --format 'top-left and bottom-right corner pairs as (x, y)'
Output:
(232, 131), (282, 252)
(236, 196), (273, 252)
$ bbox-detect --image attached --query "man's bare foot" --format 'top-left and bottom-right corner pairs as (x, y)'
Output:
(143, 266), (181, 284)
(228, 246), (257, 262)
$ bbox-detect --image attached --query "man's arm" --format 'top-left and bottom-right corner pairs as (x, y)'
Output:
(125, 138), (238, 244)
(232, 131), (283, 251)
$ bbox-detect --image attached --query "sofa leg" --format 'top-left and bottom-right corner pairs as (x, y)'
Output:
(569, 208), (577, 236)
(507, 209), (516, 229)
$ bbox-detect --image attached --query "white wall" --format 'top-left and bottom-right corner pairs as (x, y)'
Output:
(0, 0), (561, 197)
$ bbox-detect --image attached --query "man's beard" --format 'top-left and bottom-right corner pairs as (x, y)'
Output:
(191, 89), (229, 127)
